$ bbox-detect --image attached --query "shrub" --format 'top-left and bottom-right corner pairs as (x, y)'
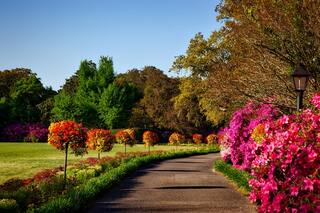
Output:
(0, 123), (27, 142)
(168, 132), (185, 146)
(24, 123), (48, 142)
(142, 131), (159, 147)
(218, 101), (279, 170)
(0, 199), (19, 213)
(205, 133), (217, 145)
(0, 123), (48, 142)
(0, 178), (24, 192)
(192, 133), (203, 145)
(86, 129), (114, 159)
(249, 95), (320, 213)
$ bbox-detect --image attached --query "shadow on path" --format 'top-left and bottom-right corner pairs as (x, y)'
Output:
(86, 153), (256, 213)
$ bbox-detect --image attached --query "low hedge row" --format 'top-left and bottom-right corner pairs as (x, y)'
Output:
(213, 159), (251, 194)
(5, 147), (217, 213)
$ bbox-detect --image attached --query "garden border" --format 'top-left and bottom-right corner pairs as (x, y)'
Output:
(30, 148), (219, 213)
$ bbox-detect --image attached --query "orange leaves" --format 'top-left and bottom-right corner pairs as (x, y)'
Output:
(48, 120), (87, 155)
(205, 134), (217, 145)
(142, 131), (159, 147)
(86, 129), (114, 153)
(115, 129), (136, 146)
(192, 133), (203, 145)
(168, 132), (185, 145)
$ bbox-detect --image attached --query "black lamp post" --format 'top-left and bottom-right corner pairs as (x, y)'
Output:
(291, 64), (311, 110)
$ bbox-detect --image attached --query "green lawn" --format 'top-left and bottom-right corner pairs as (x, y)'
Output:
(0, 142), (195, 184)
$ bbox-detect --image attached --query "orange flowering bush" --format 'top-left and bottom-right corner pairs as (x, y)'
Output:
(168, 132), (185, 145)
(86, 129), (114, 155)
(206, 134), (217, 145)
(192, 133), (203, 145)
(142, 131), (159, 147)
(48, 120), (87, 156)
(115, 129), (135, 146)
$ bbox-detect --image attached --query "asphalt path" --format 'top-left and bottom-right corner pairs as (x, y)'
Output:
(87, 153), (256, 213)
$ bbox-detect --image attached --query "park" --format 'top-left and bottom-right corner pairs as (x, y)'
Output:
(0, 1), (319, 212)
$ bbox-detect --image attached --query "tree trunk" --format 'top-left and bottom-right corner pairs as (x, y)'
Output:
(63, 142), (69, 189)
(98, 152), (100, 159)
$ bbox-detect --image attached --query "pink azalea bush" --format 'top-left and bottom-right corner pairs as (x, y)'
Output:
(249, 94), (320, 213)
(218, 102), (279, 170)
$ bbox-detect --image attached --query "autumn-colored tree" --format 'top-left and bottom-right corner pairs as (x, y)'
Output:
(142, 130), (159, 154)
(121, 66), (201, 133)
(168, 132), (185, 149)
(115, 129), (136, 155)
(192, 133), (203, 145)
(173, 77), (211, 130)
(205, 133), (217, 145)
(86, 129), (114, 159)
(48, 120), (87, 187)
(172, 1), (320, 125)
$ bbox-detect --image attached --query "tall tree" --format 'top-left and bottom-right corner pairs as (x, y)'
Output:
(172, 0), (320, 124)
(52, 56), (138, 128)
(98, 80), (140, 129)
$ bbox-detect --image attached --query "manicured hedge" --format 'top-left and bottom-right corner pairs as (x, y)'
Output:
(213, 159), (251, 194)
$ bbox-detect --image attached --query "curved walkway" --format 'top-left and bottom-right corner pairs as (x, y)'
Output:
(87, 153), (256, 213)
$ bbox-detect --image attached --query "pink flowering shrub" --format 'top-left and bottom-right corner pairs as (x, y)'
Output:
(0, 123), (48, 142)
(249, 94), (320, 213)
(218, 102), (279, 170)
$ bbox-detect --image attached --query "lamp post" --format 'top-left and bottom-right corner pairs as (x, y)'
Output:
(291, 64), (311, 111)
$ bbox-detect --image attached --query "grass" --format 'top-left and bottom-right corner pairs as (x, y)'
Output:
(213, 160), (252, 195)
(0, 142), (195, 184)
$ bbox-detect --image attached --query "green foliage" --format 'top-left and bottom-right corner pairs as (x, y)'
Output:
(98, 81), (140, 129)
(0, 199), (19, 213)
(213, 160), (251, 194)
(0, 69), (56, 126)
(0, 68), (32, 98)
(52, 56), (137, 128)
(51, 91), (76, 121)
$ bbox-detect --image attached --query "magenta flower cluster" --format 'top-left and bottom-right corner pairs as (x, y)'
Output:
(1, 123), (48, 142)
(218, 101), (279, 170)
(249, 96), (320, 212)
(219, 94), (320, 212)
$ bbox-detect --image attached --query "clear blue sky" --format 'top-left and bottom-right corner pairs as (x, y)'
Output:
(0, 0), (222, 90)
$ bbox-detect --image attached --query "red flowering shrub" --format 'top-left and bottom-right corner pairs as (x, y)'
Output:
(205, 134), (217, 145)
(192, 133), (203, 145)
(142, 131), (159, 147)
(115, 129), (135, 146)
(86, 129), (114, 155)
(48, 120), (87, 156)
(168, 132), (185, 145)
(249, 96), (320, 213)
